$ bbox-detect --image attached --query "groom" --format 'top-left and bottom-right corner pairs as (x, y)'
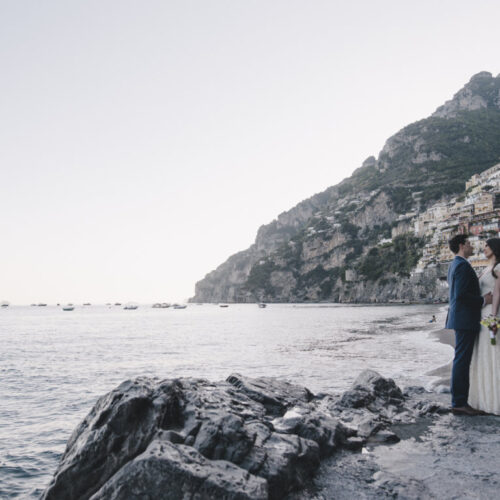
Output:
(446, 234), (492, 416)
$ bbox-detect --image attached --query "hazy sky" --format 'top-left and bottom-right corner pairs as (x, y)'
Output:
(1, 1), (499, 304)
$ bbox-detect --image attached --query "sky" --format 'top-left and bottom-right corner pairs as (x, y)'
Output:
(1, 0), (500, 304)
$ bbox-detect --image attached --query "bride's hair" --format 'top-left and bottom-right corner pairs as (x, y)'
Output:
(486, 238), (500, 278)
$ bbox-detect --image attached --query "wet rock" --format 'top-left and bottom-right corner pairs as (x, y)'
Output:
(272, 409), (352, 456)
(91, 435), (268, 500)
(343, 436), (365, 450)
(42, 370), (449, 500)
(411, 400), (450, 416)
(42, 375), (321, 500)
(339, 370), (404, 410)
(227, 373), (314, 416)
(366, 429), (400, 445)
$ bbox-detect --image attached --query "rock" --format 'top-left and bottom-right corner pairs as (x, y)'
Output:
(42, 377), (173, 500)
(338, 370), (404, 410)
(90, 435), (268, 500)
(227, 373), (313, 416)
(367, 429), (400, 444)
(42, 375), (321, 500)
(357, 416), (385, 438)
(343, 437), (365, 450)
(42, 371), (446, 500)
(411, 400), (450, 416)
(272, 409), (352, 457)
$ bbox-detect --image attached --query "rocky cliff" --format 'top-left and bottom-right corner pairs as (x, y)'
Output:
(191, 72), (500, 303)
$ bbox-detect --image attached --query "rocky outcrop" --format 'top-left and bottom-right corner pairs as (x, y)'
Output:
(433, 71), (500, 118)
(42, 371), (449, 500)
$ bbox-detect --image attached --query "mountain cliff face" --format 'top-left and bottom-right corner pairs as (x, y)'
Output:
(191, 72), (500, 303)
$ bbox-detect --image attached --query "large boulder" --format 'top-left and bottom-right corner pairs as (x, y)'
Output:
(42, 375), (320, 500)
(42, 370), (446, 499)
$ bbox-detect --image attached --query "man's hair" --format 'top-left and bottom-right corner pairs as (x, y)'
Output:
(449, 234), (468, 254)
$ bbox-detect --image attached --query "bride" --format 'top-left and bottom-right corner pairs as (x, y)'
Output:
(469, 237), (500, 415)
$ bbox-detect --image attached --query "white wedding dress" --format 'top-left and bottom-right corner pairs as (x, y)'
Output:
(469, 263), (500, 415)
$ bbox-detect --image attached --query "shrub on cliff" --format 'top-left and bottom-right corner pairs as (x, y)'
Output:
(357, 235), (425, 281)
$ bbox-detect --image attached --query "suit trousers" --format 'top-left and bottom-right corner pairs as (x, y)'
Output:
(451, 328), (478, 408)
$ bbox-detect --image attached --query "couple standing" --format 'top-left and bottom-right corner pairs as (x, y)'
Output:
(446, 235), (500, 416)
(446, 234), (500, 416)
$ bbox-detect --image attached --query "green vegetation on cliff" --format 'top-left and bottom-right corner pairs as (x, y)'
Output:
(357, 235), (425, 281)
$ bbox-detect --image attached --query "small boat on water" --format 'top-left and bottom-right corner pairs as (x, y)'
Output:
(62, 306), (74, 311)
(37, 303), (47, 307)
(83, 303), (91, 306)
(258, 303), (267, 308)
(124, 303), (139, 310)
(219, 304), (229, 308)
(173, 304), (187, 309)
(1, 301), (9, 308)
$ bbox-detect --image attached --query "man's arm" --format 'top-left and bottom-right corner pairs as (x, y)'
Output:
(454, 261), (484, 308)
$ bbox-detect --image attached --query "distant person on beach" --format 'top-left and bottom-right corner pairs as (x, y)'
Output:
(469, 237), (500, 415)
(430, 315), (436, 323)
(446, 234), (492, 416)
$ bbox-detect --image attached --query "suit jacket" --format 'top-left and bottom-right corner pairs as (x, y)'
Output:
(446, 256), (483, 331)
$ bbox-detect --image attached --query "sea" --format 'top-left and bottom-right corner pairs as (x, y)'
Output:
(0, 303), (452, 498)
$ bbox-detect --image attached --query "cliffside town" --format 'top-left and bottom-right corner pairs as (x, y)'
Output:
(413, 163), (500, 273)
(190, 72), (500, 304)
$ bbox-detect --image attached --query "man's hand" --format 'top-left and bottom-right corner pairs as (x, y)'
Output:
(483, 292), (493, 305)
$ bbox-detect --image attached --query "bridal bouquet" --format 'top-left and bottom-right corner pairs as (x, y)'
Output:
(480, 316), (499, 345)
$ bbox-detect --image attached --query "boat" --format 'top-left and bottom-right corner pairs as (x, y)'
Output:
(258, 303), (267, 308)
(124, 303), (139, 310)
(83, 303), (91, 306)
(152, 303), (170, 308)
(219, 304), (229, 308)
(37, 303), (47, 307)
(1, 301), (9, 308)
(173, 304), (187, 309)
(114, 302), (122, 306)
(62, 306), (74, 311)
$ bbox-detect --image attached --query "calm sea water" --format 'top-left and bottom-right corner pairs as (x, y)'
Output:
(0, 303), (451, 498)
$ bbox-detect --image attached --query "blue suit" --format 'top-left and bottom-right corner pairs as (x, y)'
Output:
(446, 256), (484, 408)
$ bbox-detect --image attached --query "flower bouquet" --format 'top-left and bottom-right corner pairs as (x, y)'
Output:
(480, 316), (499, 345)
